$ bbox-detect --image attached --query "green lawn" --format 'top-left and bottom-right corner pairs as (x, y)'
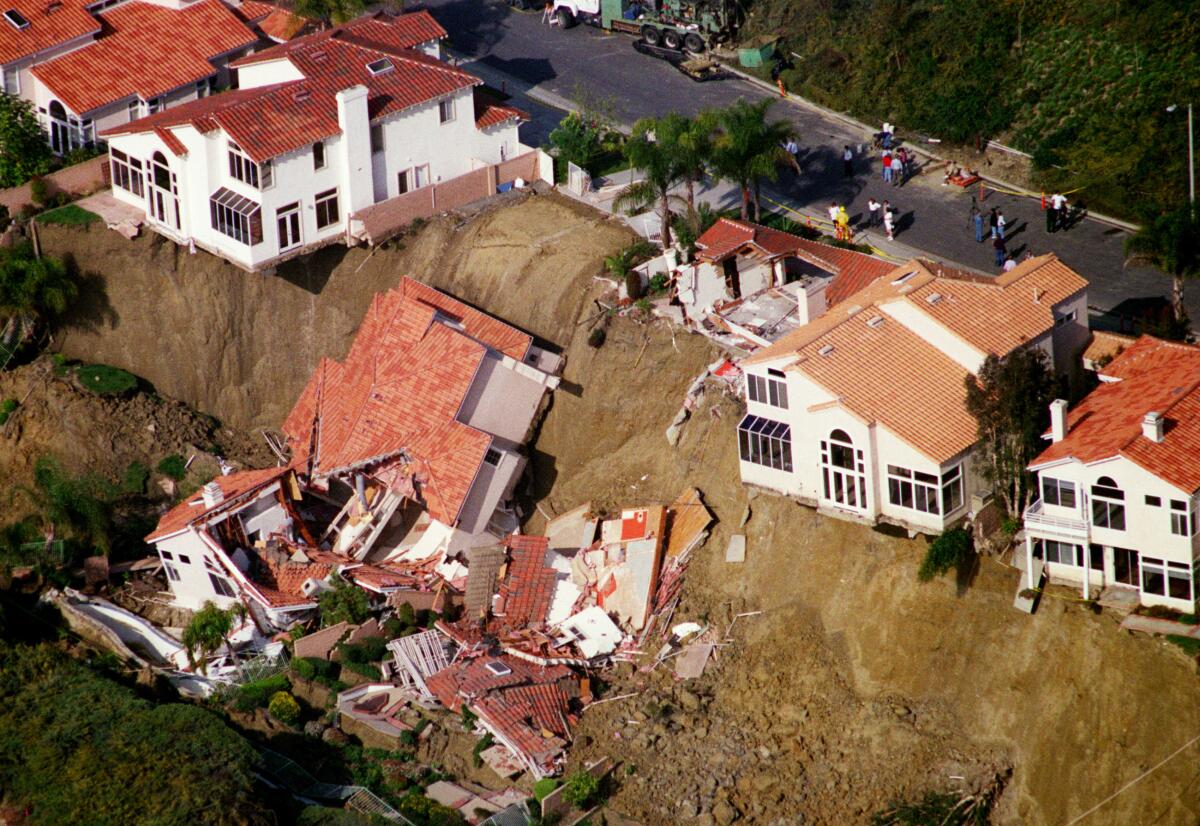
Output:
(75, 364), (137, 395)
(38, 204), (100, 226)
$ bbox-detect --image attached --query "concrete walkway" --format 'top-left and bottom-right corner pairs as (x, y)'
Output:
(1120, 614), (1200, 639)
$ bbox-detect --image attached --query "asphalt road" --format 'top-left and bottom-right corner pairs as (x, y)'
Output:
(422, 0), (1188, 330)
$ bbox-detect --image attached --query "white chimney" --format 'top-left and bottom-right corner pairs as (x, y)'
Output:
(334, 84), (373, 214)
(1143, 411), (1165, 443)
(1050, 399), (1068, 442)
(201, 481), (224, 508)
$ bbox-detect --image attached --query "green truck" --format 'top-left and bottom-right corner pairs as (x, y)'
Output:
(549, 0), (738, 52)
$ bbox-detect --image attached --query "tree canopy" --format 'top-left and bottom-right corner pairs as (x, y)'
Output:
(964, 349), (1057, 518)
(183, 601), (246, 672)
(711, 99), (792, 222)
(319, 573), (371, 627)
(616, 117), (688, 248)
(0, 96), (52, 189)
(1125, 205), (1200, 327)
(0, 643), (268, 825)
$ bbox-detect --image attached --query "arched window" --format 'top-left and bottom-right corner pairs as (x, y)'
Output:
(48, 100), (67, 120)
(821, 429), (866, 510)
(1092, 476), (1125, 530)
(152, 151), (171, 190)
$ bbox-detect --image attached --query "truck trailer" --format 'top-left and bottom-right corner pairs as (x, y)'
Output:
(550, 0), (737, 53)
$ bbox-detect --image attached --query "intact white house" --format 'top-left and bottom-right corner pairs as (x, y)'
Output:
(0, 0), (314, 154)
(736, 254), (1089, 535)
(147, 278), (562, 624)
(99, 10), (531, 271)
(1025, 335), (1200, 611)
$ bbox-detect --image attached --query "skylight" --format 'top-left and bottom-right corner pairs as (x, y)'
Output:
(484, 660), (513, 677)
(366, 58), (394, 76)
(4, 9), (31, 29)
(925, 292), (943, 305)
(891, 270), (917, 286)
(818, 344), (835, 356)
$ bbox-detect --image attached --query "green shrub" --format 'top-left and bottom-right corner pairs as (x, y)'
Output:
(1167, 635), (1200, 657)
(341, 660), (382, 681)
(121, 462), (149, 495)
(233, 673), (290, 712)
(318, 574), (371, 627)
(562, 770), (601, 809)
(75, 364), (137, 395)
(292, 656), (340, 685)
(872, 789), (992, 825)
(395, 601), (416, 628)
(338, 636), (387, 665)
(647, 273), (669, 295)
(37, 204), (98, 226)
(268, 691), (301, 725)
(471, 733), (494, 768)
(549, 112), (603, 173)
(461, 706), (477, 732)
(397, 793), (464, 826)
(918, 528), (972, 583)
(156, 454), (187, 481)
(0, 398), (16, 425)
(28, 176), (48, 206)
(533, 778), (562, 802)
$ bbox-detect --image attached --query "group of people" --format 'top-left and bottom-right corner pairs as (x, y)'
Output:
(837, 197), (897, 241)
(881, 147), (913, 186)
(1046, 192), (1071, 233)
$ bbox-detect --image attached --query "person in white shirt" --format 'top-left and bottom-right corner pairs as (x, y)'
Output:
(1050, 192), (1068, 232)
(828, 202), (839, 226)
(1003, 256), (1017, 272)
(883, 201), (895, 241)
(996, 210), (1007, 240)
(867, 197), (881, 227)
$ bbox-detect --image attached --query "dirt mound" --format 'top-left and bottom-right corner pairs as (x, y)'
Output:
(0, 357), (272, 526)
(44, 192), (632, 429)
(526, 315), (1200, 825)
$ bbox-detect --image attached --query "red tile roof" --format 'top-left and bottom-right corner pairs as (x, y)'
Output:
(425, 654), (571, 712)
(245, 546), (338, 607)
(102, 11), (475, 163)
(232, 10), (445, 66)
(155, 127), (187, 157)
(1031, 336), (1200, 492)
(146, 466), (288, 542)
(473, 86), (527, 130)
(0, 0), (99, 66)
(230, 0), (310, 41)
(695, 218), (894, 307)
(282, 278), (532, 526)
(473, 682), (571, 769)
(498, 535), (556, 628)
(32, 0), (256, 115)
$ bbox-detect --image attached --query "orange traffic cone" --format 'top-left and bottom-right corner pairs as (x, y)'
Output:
(1040, 192), (1046, 210)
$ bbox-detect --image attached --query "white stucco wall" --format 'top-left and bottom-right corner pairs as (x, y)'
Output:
(156, 531), (239, 611)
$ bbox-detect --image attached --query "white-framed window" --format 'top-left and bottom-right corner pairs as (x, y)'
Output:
(315, 188), (339, 229)
(747, 368), (788, 409)
(1142, 557), (1193, 601)
(209, 187), (262, 246)
(941, 464), (964, 514)
(147, 97), (162, 114)
(277, 201), (301, 251)
(1170, 499), (1193, 537)
(196, 80), (208, 99)
(484, 447), (502, 466)
(1146, 495), (1162, 507)
(208, 573), (236, 598)
(2, 67), (18, 96)
(439, 97), (455, 123)
(1054, 309), (1077, 327)
(110, 148), (144, 197)
(370, 123), (384, 153)
(887, 465), (939, 514)
(312, 140), (325, 170)
(413, 164), (430, 188)
(738, 414), (792, 472)
(397, 168), (410, 194)
(1091, 476), (1125, 530)
(1043, 539), (1082, 566)
(821, 428), (866, 509)
(1042, 477), (1076, 508)
(127, 98), (140, 121)
(228, 142), (271, 189)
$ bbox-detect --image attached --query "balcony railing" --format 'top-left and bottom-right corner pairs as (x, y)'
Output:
(1023, 498), (1090, 541)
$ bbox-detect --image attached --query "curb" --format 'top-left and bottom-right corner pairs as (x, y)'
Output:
(722, 63), (1141, 233)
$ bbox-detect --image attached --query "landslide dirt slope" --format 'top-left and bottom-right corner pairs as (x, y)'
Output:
(44, 192), (631, 430)
(528, 318), (1200, 825)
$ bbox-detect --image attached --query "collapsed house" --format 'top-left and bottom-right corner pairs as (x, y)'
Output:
(146, 277), (561, 631)
(673, 218), (896, 352)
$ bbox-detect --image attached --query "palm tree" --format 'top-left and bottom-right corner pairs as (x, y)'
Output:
(656, 111), (716, 213)
(711, 99), (793, 222)
(183, 601), (248, 674)
(1125, 206), (1200, 326)
(0, 243), (77, 342)
(614, 117), (686, 249)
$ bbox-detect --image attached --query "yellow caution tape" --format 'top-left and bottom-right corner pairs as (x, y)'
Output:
(763, 196), (909, 262)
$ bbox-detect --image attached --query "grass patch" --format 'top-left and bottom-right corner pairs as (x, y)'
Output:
(0, 398), (17, 425)
(38, 204), (99, 226)
(1167, 635), (1200, 657)
(156, 454), (187, 481)
(75, 364), (137, 395)
(533, 778), (561, 801)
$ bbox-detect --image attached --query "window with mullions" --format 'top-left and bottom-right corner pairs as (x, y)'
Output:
(209, 187), (262, 245)
(208, 573), (236, 598)
(1142, 557), (1193, 601)
(1042, 539), (1082, 566)
(887, 466), (939, 514)
(747, 369), (788, 409)
(110, 148), (144, 197)
(738, 414), (792, 472)
(941, 464), (964, 514)
(1091, 476), (1125, 530)
(1042, 477), (1076, 508)
(228, 142), (271, 189)
(1170, 499), (1194, 537)
(315, 188), (339, 229)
